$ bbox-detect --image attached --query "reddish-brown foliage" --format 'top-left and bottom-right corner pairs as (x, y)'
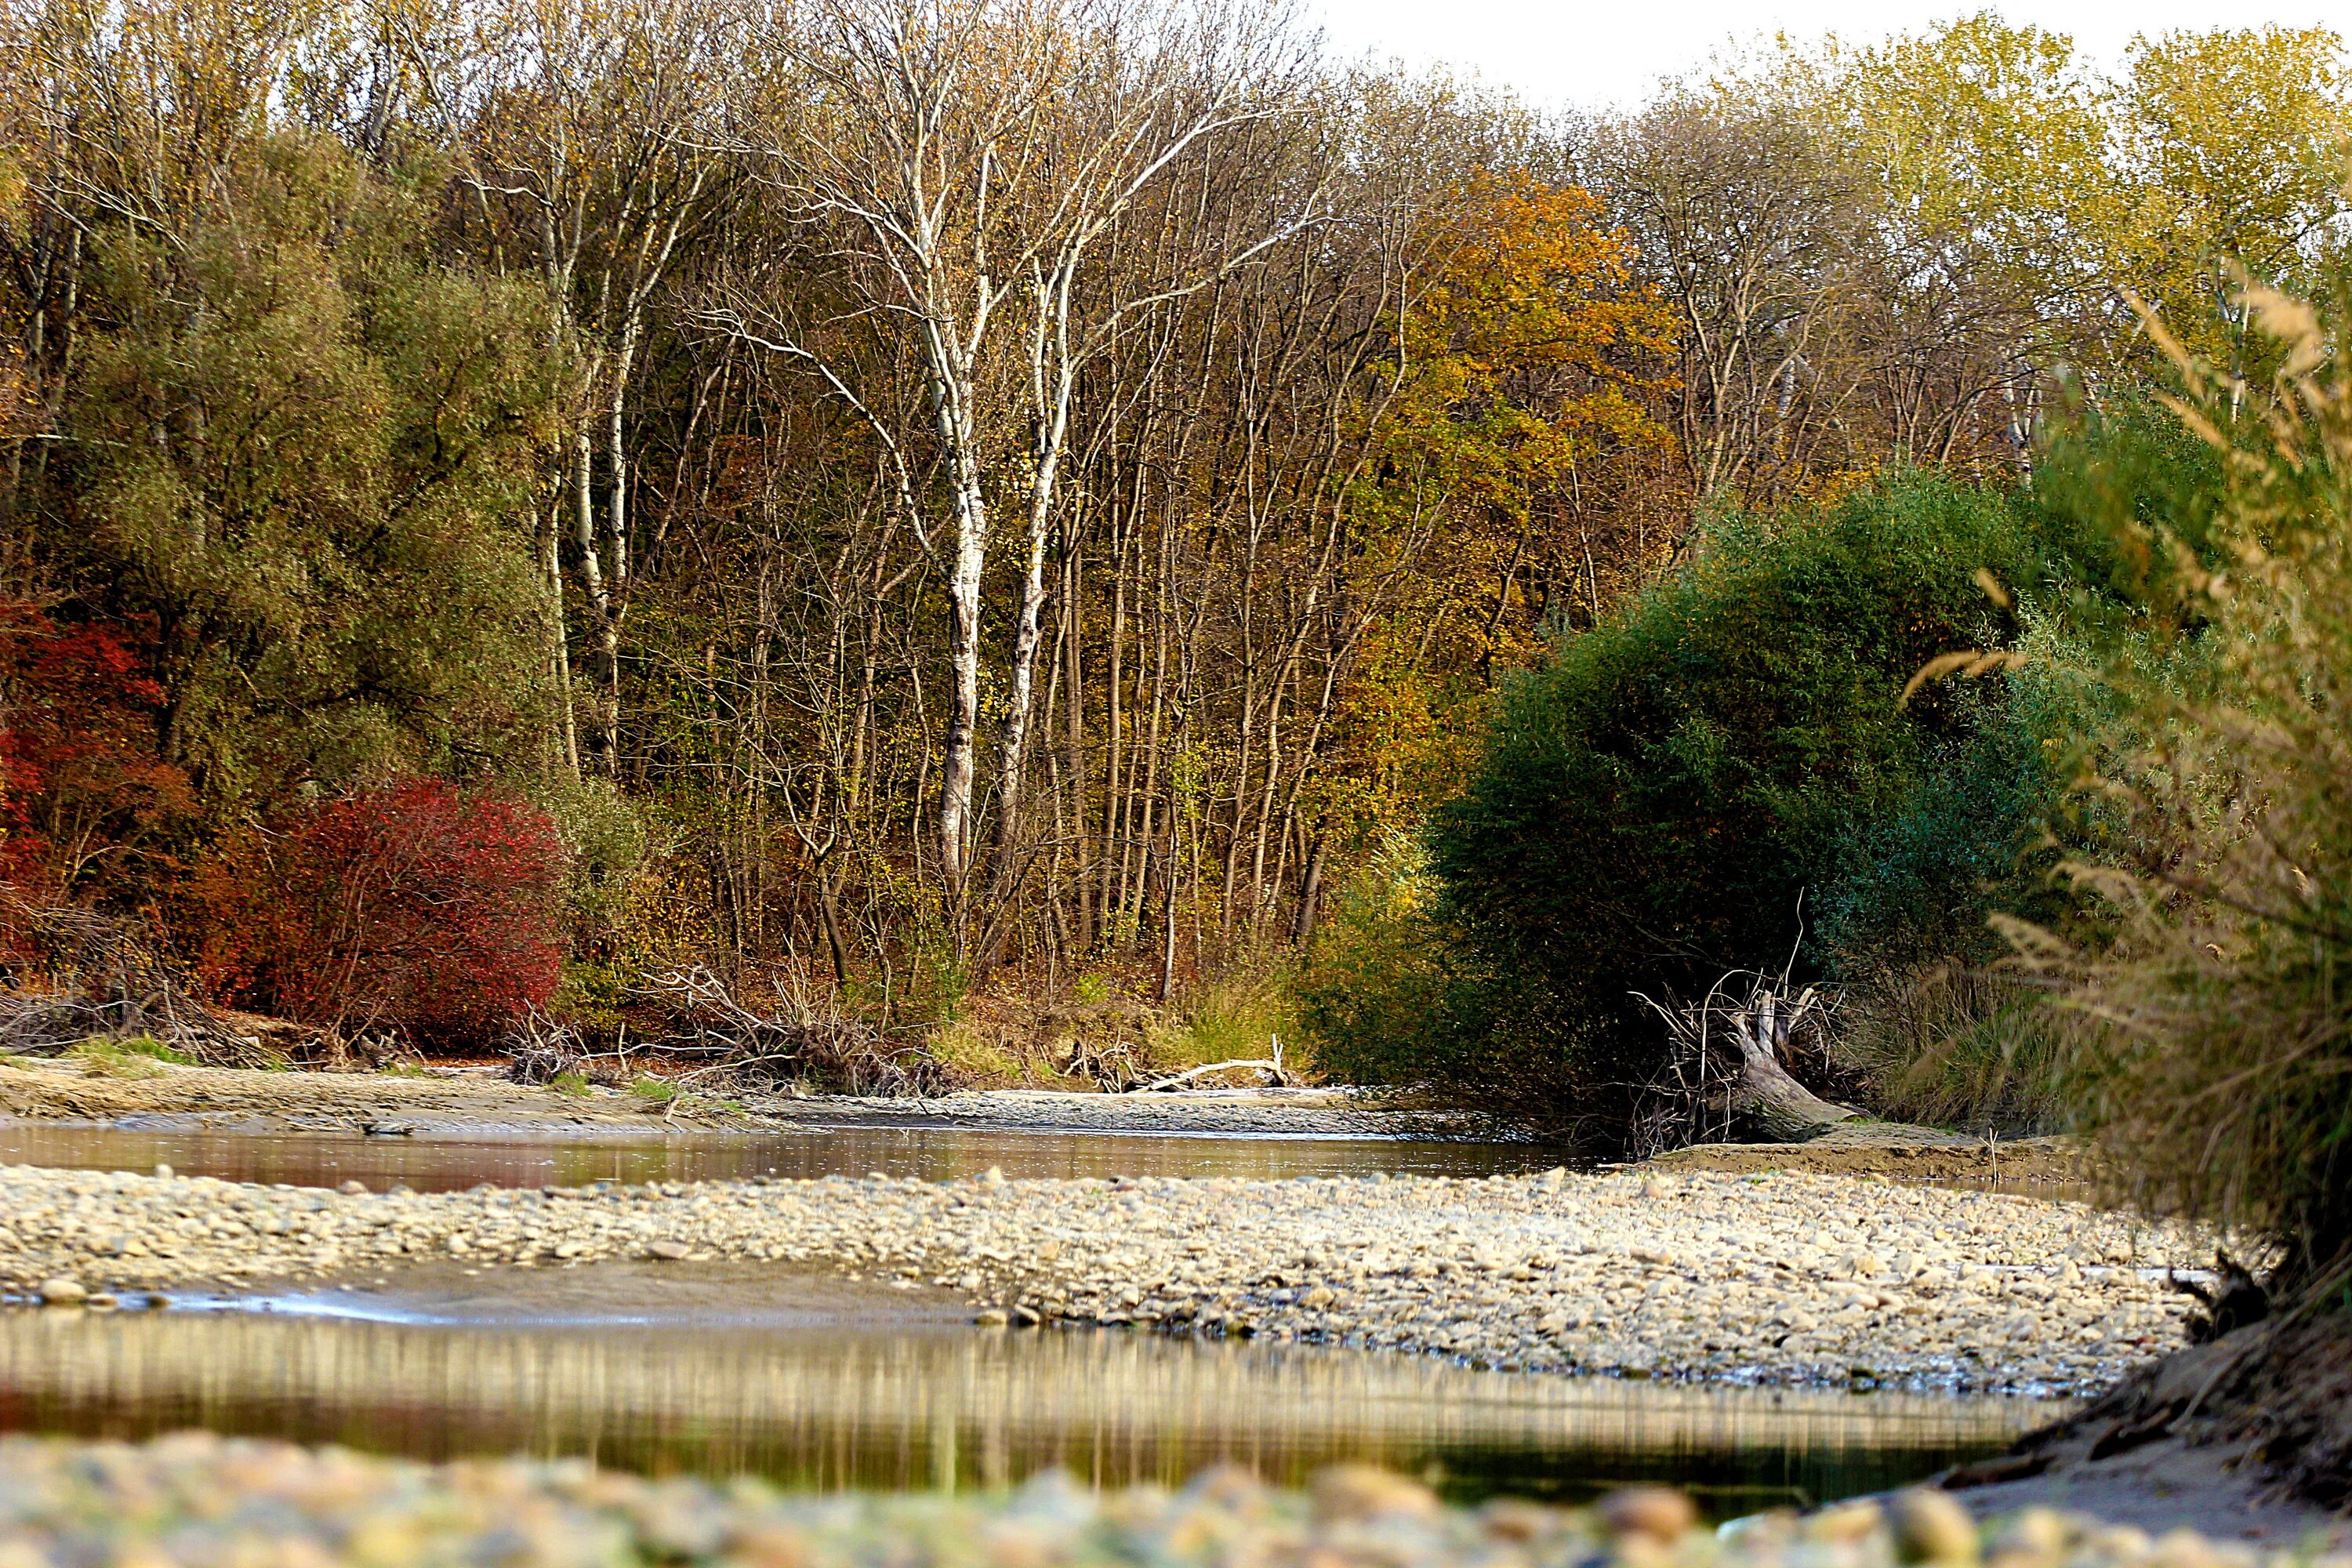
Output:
(194, 779), (565, 1048)
(0, 598), (191, 905)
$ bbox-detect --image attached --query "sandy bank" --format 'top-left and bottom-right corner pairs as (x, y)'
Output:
(1652, 1127), (2091, 1189)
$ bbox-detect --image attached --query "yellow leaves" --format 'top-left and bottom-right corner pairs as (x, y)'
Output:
(1380, 166), (1678, 517)
(1718, 20), (2350, 384)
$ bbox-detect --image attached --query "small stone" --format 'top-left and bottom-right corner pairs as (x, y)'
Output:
(1991, 1508), (2071, 1563)
(339, 1181), (369, 1196)
(152, 1163), (173, 1180)
(1808, 1500), (1886, 1544)
(1011, 1305), (1041, 1327)
(85, 1293), (118, 1311)
(1480, 1499), (1557, 1541)
(646, 1240), (691, 1261)
(1312, 1464), (1441, 1523)
(144, 1293), (171, 1309)
(974, 1308), (1009, 1326)
(980, 1166), (1007, 1187)
(1595, 1486), (1697, 1544)
(1893, 1488), (1980, 1564)
(37, 1278), (87, 1306)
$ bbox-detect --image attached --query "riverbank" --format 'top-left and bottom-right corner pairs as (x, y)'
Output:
(2, 1429), (2344, 1568)
(0, 1055), (1422, 1137)
(0, 1160), (2202, 1395)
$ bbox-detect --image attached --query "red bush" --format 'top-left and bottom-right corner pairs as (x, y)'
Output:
(0, 598), (191, 902)
(194, 779), (564, 1047)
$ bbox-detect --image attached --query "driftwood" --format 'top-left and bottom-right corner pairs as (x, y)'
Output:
(1132, 1035), (1294, 1093)
(1632, 971), (1857, 1155)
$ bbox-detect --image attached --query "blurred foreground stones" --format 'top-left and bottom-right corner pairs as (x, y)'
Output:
(0, 1433), (2343, 1568)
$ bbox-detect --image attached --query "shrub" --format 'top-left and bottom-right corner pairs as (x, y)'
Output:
(1421, 473), (2053, 1143)
(1834, 964), (2074, 1133)
(1299, 831), (1464, 1086)
(194, 779), (565, 1049)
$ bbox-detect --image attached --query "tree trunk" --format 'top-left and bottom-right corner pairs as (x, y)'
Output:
(1717, 1007), (1857, 1143)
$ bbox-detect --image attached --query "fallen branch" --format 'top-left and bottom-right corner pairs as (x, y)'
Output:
(614, 964), (945, 1097)
(1133, 1035), (1294, 1092)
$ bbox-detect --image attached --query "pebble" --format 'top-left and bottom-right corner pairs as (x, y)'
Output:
(1597, 1485), (1697, 1543)
(34, 1277), (84, 1306)
(0, 1162), (2209, 1393)
(0, 1435), (2335, 1568)
(1895, 1486), (1983, 1564)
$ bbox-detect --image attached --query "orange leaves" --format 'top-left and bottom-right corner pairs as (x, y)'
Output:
(1328, 171), (1684, 844)
(1410, 169), (1677, 420)
(1375, 165), (1680, 542)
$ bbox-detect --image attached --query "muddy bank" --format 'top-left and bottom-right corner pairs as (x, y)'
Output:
(1944, 1314), (2352, 1541)
(1649, 1127), (2092, 1188)
(0, 1161), (2206, 1394)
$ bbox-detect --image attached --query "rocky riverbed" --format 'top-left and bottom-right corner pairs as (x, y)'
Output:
(2, 1430), (2341, 1568)
(0, 1161), (2207, 1393)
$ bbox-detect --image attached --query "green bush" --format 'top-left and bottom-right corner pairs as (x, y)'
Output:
(1298, 832), (1464, 1086)
(1414, 473), (2056, 1143)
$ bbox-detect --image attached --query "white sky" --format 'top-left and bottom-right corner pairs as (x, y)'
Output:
(1304, 0), (2350, 113)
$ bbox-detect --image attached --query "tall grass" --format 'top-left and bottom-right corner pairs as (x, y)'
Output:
(1837, 965), (2075, 1134)
(2029, 284), (2352, 1296)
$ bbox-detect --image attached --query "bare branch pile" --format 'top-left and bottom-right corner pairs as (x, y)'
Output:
(1630, 971), (1856, 1156)
(0, 897), (287, 1068)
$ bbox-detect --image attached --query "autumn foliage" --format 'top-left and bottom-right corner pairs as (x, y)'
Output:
(194, 781), (565, 1048)
(0, 599), (191, 902)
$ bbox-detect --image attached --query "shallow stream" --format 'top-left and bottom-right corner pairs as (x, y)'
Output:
(0, 1120), (2069, 1515)
(0, 1120), (1545, 1189)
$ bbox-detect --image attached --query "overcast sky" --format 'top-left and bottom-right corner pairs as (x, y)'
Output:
(1303, 0), (2348, 113)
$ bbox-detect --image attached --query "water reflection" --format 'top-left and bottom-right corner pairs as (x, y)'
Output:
(0, 1123), (1547, 1191)
(0, 1298), (2065, 1515)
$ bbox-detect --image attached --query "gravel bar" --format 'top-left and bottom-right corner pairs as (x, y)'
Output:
(0, 1162), (2209, 1394)
(2, 1431), (2341, 1568)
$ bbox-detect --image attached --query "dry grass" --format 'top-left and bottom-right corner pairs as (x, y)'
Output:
(2014, 282), (2352, 1298)
(1835, 964), (2075, 1135)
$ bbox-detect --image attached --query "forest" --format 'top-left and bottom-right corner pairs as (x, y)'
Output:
(2, 0), (2348, 1185)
